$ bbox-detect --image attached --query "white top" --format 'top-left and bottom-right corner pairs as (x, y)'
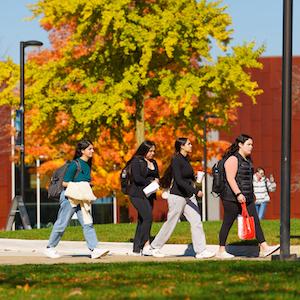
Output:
(253, 174), (276, 204)
(143, 181), (160, 197)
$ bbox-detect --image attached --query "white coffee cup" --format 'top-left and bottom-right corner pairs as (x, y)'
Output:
(196, 171), (205, 183)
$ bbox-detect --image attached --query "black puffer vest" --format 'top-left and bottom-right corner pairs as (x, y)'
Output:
(221, 153), (254, 202)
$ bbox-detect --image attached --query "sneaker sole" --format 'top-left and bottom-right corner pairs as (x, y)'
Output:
(263, 245), (280, 257)
(44, 251), (61, 259)
(91, 250), (110, 259)
(196, 255), (215, 259)
(126, 252), (142, 256)
(45, 255), (61, 259)
(216, 254), (235, 259)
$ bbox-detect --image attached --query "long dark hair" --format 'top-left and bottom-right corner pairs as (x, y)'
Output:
(223, 134), (253, 159)
(126, 140), (156, 167)
(73, 139), (93, 167)
(160, 137), (188, 188)
(134, 140), (156, 158)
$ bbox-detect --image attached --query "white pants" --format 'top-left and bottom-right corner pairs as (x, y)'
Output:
(151, 194), (206, 254)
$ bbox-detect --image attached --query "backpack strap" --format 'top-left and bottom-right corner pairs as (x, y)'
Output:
(73, 159), (82, 180)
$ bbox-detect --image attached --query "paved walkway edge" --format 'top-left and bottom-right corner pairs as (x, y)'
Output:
(1, 238), (294, 258)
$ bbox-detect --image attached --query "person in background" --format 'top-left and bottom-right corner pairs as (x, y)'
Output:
(44, 140), (109, 259)
(253, 167), (276, 220)
(218, 134), (280, 259)
(126, 140), (159, 256)
(143, 137), (215, 259)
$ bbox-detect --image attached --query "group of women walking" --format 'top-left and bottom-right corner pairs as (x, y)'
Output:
(44, 134), (279, 260)
(127, 134), (279, 259)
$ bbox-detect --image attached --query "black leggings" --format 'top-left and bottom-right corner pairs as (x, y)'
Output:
(219, 200), (265, 246)
(130, 196), (153, 253)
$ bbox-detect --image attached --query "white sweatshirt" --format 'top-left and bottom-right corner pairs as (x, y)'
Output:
(253, 174), (276, 204)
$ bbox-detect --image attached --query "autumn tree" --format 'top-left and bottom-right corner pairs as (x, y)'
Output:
(0, 0), (264, 197)
(24, 0), (263, 144)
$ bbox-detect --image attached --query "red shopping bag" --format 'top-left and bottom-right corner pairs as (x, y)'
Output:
(237, 203), (256, 240)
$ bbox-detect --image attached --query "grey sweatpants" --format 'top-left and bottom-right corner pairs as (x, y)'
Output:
(151, 194), (206, 254)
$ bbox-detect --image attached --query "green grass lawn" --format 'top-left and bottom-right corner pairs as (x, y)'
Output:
(1, 219), (300, 245)
(1, 261), (300, 299)
(1, 220), (300, 299)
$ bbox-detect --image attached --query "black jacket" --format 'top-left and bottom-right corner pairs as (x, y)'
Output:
(128, 156), (159, 199)
(221, 153), (254, 202)
(170, 153), (199, 198)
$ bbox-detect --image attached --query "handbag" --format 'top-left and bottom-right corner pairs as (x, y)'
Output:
(237, 202), (256, 240)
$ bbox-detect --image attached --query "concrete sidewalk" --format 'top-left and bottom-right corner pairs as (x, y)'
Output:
(0, 238), (294, 265)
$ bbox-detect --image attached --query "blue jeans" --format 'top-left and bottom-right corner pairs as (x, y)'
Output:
(47, 191), (98, 250)
(255, 202), (268, 220)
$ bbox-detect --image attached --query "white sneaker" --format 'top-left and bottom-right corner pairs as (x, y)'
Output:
(90, 248), (110, 259)
(261, 245), (280, 257)
(128, 251), (142, 256)
(142, 245), (165, 257)
(216, 251), (235, 259)
(152, 248), (165, 258)
(44, 247), (60, 259)
(195, 249), (215, 259)
(142, 245), (153, 256)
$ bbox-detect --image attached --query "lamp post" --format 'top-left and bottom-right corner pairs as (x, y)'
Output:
(113, 164), (118, 224)
(203, 114), (217, 221)
(20, 40), (43, 218)
(36, 157), (41, 229)
(272, 0), (296, 261)
(280, 0), (293, 260)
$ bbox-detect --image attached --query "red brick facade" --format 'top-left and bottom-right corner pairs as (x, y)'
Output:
(220, 56), (300, 219)
(0, 106), (12, 229)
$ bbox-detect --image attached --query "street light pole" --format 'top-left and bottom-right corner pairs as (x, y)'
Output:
(113, 191), (117, 224)
(203, 118), (207, 221)
(112, 164), (118, 224)
(20, 42), (25, 210)
(36, 157), (41, 229)
(203, 114), (217, 222)
(273, 0), (296, 261)
(19, 40), (43, 225)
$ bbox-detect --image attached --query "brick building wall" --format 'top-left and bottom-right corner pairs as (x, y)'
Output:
(0, 106), (12, 229)
(220, 56), (300, 219)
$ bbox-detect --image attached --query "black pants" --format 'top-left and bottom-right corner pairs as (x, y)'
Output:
(130, 196), (153, 253)
(219, 200), (265, 246)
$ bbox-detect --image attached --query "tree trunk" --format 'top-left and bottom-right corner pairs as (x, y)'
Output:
(135, 95), (145, 145)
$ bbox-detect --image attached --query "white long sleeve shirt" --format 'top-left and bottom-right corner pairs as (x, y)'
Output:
(253, 174), (276, 204)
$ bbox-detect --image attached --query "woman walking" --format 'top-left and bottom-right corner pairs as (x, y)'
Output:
(44, 140), (109, 259)
(253, 167), (276, 220)
(127, 140), (159, 255)
(218, 134), (279, 258)
(143, 137), (214, 259)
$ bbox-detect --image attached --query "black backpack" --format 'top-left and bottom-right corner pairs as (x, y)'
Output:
(120, 158), (146, 195)
(48, 160), (81, 200)
(120, 163), (132, 195)
(212, 158), (226, 196)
